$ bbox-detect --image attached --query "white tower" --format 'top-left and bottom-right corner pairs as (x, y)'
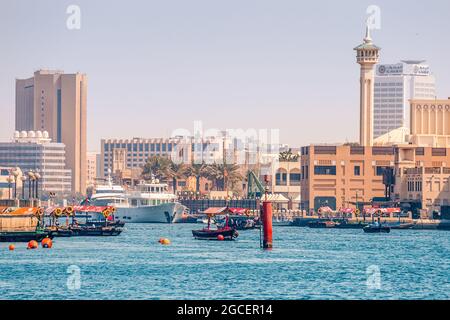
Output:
(354, 22), (380, 146)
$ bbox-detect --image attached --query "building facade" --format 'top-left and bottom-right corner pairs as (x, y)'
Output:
(86, 152), (99, 187)
(100, 138), (177, 179)
(300, 145), (394, 212)
(15, 70), (87, 194)
(374, 61), (436, 138)
(0, 131), (72, 196)
(410, 99), (450, 147)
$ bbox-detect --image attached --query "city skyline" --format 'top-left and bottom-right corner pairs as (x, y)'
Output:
(1, 1), (450, 152)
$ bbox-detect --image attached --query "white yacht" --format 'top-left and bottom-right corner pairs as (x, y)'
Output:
(87, 173), (187, 223)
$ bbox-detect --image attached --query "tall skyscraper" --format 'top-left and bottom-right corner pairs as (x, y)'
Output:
(373, 60), (436, 138)
(15, 70), (87, 194)
(354, 24), (380, 147)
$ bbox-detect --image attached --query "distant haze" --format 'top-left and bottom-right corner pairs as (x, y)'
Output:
(1, 0), (449, 152)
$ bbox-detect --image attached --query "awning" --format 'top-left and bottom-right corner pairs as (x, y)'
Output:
(261, 194), (289, 203)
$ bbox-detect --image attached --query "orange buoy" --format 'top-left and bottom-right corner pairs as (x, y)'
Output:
(217, 234), (225, 241)
(27, 240), (38, 250)
(8, 244), (15, 251)
(42, 238), (53, 249)
(161, 238), (171, 245)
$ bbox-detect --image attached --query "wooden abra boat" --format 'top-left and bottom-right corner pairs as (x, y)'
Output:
(192, 208), (239, 240)
(0, 207), (53, 242)
(307, 220), (336, 228)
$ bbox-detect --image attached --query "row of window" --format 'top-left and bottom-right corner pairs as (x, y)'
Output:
(104, 143), (173, 152)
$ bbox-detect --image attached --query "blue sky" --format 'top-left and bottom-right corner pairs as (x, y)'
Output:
(1, 0), (449, 151)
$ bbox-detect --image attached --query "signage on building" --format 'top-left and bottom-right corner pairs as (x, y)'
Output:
(377, 63), (431, 76)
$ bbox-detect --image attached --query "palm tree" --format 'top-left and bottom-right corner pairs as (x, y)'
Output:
(142, 156), (171, 181)
(185, 162), (208, 193)
(207, 163), (243, 192)
(165, 162), (187, 194)
(279, 149), (299, 162)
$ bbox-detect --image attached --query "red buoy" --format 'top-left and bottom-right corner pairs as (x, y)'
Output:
(42, 238), (53, 248)
(217, 234), (224, 241)
(8, 244), (15, 251)
(262, 201), (273, 249)
(27, 240), (38, 250)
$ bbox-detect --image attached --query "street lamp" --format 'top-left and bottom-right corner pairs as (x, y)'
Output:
(7, 175), (13, 199)
(20, 175), (26, 200)
(11, 167), (20, 199)
(28, 171), (35, 199)
(34, 171), (41, 200)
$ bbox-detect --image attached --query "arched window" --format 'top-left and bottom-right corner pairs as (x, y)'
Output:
(276, 168), (288, 186)
(289, 168), (301, 186)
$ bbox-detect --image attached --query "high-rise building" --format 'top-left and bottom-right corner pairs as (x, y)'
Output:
(374, 61), (436, 138)
(354, 25), (380, 147)
(0, 131), (72, 196)
(15, 70), (87, 194)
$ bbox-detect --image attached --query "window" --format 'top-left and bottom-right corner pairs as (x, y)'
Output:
(354, 166), (361, 176)
(376, 166), (389, 176)
(314, 166), (336, 175)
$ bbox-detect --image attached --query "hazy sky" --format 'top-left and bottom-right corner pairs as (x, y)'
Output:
(1, 0), (449, 152)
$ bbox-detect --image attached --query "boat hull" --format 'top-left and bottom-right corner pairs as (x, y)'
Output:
(192, 228), (238, 240)
(363, 225), (391, 233)
(0, 231), (54, 242)
(116, 202), (184, 223)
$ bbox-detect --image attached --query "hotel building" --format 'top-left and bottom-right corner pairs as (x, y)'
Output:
(0, 131), (72, 196)
(100, 138), (177, 179)
(15, 70), (87, 194)
(374, 61), (436, 138)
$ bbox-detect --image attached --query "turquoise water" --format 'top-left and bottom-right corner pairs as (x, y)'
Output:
(0, 224), (449, 300)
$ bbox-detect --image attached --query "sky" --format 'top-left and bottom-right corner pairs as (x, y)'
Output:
(0, 0), (449, 152)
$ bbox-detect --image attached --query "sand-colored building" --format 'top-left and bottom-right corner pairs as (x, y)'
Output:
(300, 145), (394, 212)
(410, 99), (450, 147)
(15, 70), (87, 194)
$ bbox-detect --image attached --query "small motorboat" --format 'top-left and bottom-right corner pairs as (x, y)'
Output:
(307, 220), (336, 228)
(363, 223), (391, 233)
(192, 209), (238, 240)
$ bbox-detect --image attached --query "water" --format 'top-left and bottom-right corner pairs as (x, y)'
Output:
(0, 224), (449, 300)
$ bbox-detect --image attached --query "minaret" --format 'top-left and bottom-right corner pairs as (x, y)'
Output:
(354, 22), (380, 146)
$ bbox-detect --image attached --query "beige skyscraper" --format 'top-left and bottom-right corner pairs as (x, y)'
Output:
(354, 24), (380, 146)
(15, 70), (87, 194)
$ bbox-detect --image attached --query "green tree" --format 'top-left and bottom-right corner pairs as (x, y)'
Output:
(207, 163), (243, 191)
(185, 162), (208, 193)
(142, 156), (171, 181)
(165, 162), (187, 194)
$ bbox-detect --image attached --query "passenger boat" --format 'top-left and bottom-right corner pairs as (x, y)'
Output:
(45, 205), (123, 237)
(363, 223), (391, 233)
(0, 207), (53, 242)
(335, 220), (368, 229)
(389, 222), (414, 230)
(192, 208), (239, 240)
(307, 220), (336, 228)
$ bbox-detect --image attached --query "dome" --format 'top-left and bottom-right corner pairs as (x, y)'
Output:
(28, 131), (35, 138)
(36, 131), (43, 138)
(14, 131), (20, 138)
(42, 131), (49, 138)
(20, 131), (27, 138)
